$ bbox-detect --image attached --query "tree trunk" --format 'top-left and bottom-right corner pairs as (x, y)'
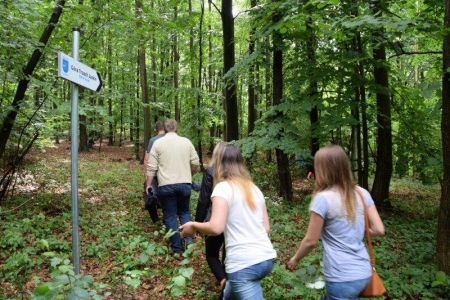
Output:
(272, 0), (293, 202)
(247, 0), (257, 137)
(357, 31), (370, 189)
(195, 0), (204, 170)
(370, 0), (393, 208)
(173, 5), (180, 122)
(221, 0), (239, 141)
(437, 0), (450, 274)
(136, 0), (150, 157)
(107, 45), (113, 146)
(134, 57), (141, 160)
(78, 85), (89, 152)
(305, 15), (319, 173)
(0, 0), (65, 159)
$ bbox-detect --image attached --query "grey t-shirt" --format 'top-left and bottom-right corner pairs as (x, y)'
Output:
(146, 133), (165, 153)
(311, 187), (373, 282)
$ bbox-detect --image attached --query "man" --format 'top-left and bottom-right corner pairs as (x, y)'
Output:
(146, 119), (200, 254)
(143, 120), (166, 223)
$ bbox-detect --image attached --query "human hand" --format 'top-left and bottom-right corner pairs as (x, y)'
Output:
(179, 222), (196, 238)
(145, 186), (152, 195)
(286, 257), (299, 271)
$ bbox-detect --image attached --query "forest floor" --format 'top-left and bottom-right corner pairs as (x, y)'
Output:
(0, 140), (443, 299)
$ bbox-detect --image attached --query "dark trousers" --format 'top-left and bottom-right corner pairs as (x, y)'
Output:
(205, 233), (226, 283)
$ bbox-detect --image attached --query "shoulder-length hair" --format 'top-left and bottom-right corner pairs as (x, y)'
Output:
(313, 145), (357, 221)
(213, 144), (256, 210)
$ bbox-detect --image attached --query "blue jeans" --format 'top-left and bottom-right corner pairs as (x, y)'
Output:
(223, 259), (274, 300)
(324, 277), (371, 300)
(158, 183), (192, 253)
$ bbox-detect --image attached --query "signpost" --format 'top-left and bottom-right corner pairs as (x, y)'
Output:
(57, 27), (102, 275)
(57, 52), (102, 91)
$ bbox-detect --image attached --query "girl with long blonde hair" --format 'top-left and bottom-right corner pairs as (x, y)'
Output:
(181, 144), (276, 300)
(287, 145), (385, 300)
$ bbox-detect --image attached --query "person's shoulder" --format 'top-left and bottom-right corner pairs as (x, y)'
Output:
(312, 190), (333, 204)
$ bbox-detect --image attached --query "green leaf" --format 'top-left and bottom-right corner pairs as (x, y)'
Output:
(179, 267), (194, 278)
(172, 275), (186, 287)
(40, 239), (50, 250)
(66, 286), (90, 300)
(436, 271), (447, 283)
(124, 277), (141, 289)
(34, 284), (50, 295)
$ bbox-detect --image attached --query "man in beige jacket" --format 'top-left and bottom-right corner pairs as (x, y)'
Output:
(146, 119), (200, 254)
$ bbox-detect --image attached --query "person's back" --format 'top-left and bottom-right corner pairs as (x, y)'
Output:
(151, 132), (198, 186)
(180, 144), (276, 300)
(287, 145), (385, 300)
(312, 188), (372, 281)
(212, 180), (275, 274)
(146, 119), (200, 255)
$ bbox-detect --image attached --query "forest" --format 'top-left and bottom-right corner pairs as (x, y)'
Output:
(0, 0), (449, 299)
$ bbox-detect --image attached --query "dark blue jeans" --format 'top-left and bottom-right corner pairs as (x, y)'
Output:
(158, 183), (192, 253)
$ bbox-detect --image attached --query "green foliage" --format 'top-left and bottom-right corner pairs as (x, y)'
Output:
(31, 252), (110, 300)
(0, 148), (445, 298)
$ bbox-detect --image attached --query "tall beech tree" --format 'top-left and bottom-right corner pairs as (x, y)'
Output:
(369, 0), (393, 208)
(220, 0), (239, 141)
(135, 0), (151, 154)
(272, 0), (293, 202)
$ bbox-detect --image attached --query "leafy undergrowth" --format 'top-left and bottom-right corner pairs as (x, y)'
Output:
(0, 141), (447, 299)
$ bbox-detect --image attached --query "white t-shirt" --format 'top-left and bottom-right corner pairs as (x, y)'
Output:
(211, 181), (277, 274)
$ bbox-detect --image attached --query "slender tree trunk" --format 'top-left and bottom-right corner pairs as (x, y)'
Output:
(221, 0), (239, 141)
(79, 87), (89, 152)
(0, 0), (65, 159)
(357, 31), (370, 189)
(272, 0), (293, 202)
(134, 57), (140, 160)
(107, 46), (113, 146)
(173, 5), (180, 122)
(370, 0), (393, 208)
(265, 37), (273, 164)
(207, 1), (216, 154)
(196, 0), (204, 170)
(305, 15), (319, 173)
(247, 0), (257, 136)
(437, 0), (450, 274)
(136, 0), (150, 157)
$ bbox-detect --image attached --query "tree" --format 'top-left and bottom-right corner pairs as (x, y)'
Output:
(437, 0), (450, 274)
(369, 0), (393, 208)
(135, 0), (150, 157)
(220, 0), (239, 141)
(272, 0), (293, 202)
(0, 0), (66, 159)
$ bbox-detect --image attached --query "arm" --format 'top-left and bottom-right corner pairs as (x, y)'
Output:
(145, 175), (154, 194)
(145, 147), (158, 194)
(143, 152), (149, 176)
(181, 196), (228, 236)
(367, 205), (385, 237)
(286, 212), (324, 270)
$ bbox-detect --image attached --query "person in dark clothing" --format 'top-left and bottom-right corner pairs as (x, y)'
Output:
(194, 141), (228, 291)
(143, 121), (165, 223)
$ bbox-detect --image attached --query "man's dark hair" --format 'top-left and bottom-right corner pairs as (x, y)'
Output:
(155, 120), (165, 132)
